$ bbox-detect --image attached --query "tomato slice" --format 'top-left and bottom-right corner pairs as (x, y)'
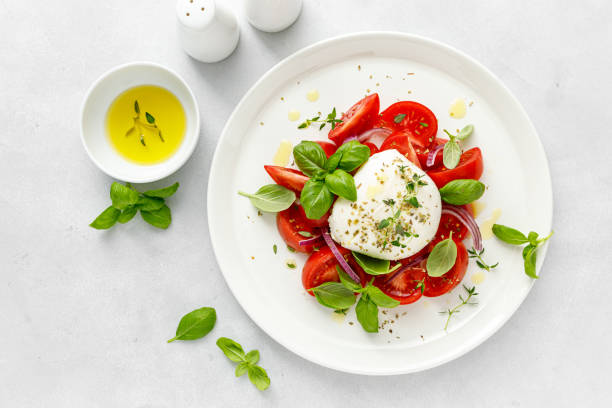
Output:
(362, 141), (379, 156)
(423, 241), (468, 297)
(427, 204), (473, 250)
(277, 204), (321, 253)
(373, 265), (426, 305)
(315, 140), (338, 158)
(302, 246), (366, 294)
(426, 147), (483, 188)
(380, 101), (438, 148)
(264, 165), (309, 192)
(415, 137), (447, 168)
(379, 130), (421, 167)
(328, 94), (380, 144)
(298, 205), (330, 228)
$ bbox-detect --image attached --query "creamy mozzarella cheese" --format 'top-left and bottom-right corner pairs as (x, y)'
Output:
(328, 149), (441, 260)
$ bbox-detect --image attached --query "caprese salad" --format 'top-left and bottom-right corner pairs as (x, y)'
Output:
(239, 93), (548, 333)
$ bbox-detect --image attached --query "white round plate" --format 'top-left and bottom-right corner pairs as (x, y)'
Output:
(208, 32), (552, 375)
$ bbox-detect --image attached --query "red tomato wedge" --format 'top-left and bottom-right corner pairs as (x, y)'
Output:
(426, 147), (484, 188)
(362, 142), (379, 156)
(264, 165), (309, 192)
(428, 205), (473, 250)
(379, 131), (421, 168)
(277, 204), (321, 253)
(380, 101), (438, 148)
(328, 94), (380, 144)
(298, 205), (330, 228)
(415, 137), (447, 168)
(423, 241), (469, 297)
(302, 246), (366, 294)
(373, 265), (426, 305)
(315, 140), (338, 158)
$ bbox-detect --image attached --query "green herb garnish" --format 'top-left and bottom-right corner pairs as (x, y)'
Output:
(216, 337), (270, 391)
(439, 179), (485, 205)
(167, 307), (216, 343)
(298, 108), (343, 130)
(440, 285), (478, 330)
(125, 100), (164, 146)
(426, 233), (458, 277)
(352, 252), (401, 276)
(393, 113), (407, 123)
(238, 184), (295, 213)
(442, 124), (474, 169)
(492, 224), (553, 278)
(467, 247), (498, 272)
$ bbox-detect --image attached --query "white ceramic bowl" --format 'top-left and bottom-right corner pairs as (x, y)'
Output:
(81, 62), (200, 183)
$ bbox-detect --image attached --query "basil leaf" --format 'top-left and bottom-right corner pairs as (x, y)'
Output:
(300, 179), (333, 219)
(136, 195), (165, 211)
(110, 182), (139, 210)
(293, 141), (328, 176)
(365, 285), (400, 308)
(134, 100), (140, 114)
(238, 184), (295, 213)
(145, 112), (155, 124)
(334, 141), (370, 172)
(426, 237), (457, 277)
(336, 265), (361, 292)
(457, 124), (474, 140)
(439, 179), (485, 205)
(527, 231), (539, 246)
(216, 337), (246, 362)
(355, 295), (379, 333)
(143, 182), (179, 198)
(117, 206), (137, 224)
(325, 169), (357, 201)
(523, 245), (538, 279)
(245, 350), (260, 365)
(247, 365), (270, 391)
(443, 140), (462, 169)
(325, 151), (342, 172)
(167, 307), (216, 343)
(311, 282), (356, 309)
(394, 113), (407, 123)
(492, 224), (529, 245)
(352, 252), (399, 276)
(235, 362), (249, 377)
(90, 206), (121, 229)
(141, 205), (172, 229)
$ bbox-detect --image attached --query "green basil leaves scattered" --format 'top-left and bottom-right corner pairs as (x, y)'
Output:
(442, 124), (474, 169)
(238, 184), (296, 213)
(167, 307), (216, 343)
(439, 179), (485, 205)
(300, 179), (334, 219)
(426, 235), (458, 277)
(311, 282), (357, 309)
(331, 140), (371, 172)
(355, 294), (379, 332)
(325, 169), (357, 201)
(352, 251), (401, 276)
(90, 181), (179, 230)
(293, 141), (328, 176)
(217, 337), (270, 391)
(492, 224), (553, 278)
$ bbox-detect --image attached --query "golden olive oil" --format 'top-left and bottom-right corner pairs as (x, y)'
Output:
(106, 85), (186, 164)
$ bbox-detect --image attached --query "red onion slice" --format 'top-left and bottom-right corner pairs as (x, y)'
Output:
(298, 235), (322, 246)
(356, 128), (392, 148)
(341, 136), (358, 145)
(322, 230), (361, 284)
(425, 143), (445, 168)
(441, 204), (482, 251)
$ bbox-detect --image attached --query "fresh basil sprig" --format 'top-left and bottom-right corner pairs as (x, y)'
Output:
(294, 140), (369, 219)
(167, 307), (216, 343)
(492, 224), (553, 278)
(440, 285), (478, 330)
(238, 184), (295, 213)
(216, 337), (270, 391)
(298, 108), (343, 130)
(352, 251), (401, 276)
(468, 247), (498, 272)
(426, 234), (458, 277)
(442, 124), (474, 169)
(90, 181), (178, 230)
(439, 179), (485, 205)
(310, 268), (400, 333)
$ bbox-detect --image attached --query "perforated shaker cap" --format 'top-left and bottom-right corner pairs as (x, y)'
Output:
(176, 0), (215, 30)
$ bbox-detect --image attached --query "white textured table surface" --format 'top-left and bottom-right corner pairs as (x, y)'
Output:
(1, 1), (610, 406)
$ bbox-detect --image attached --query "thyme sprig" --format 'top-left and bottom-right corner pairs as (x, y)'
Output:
(125, 100), (165, 146)
(298, 108), (343, 130)
(467, 247), (499, 272)
(440, 285), (478, 331)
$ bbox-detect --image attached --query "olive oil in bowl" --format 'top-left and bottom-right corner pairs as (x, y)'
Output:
(106, 85), (186, 164)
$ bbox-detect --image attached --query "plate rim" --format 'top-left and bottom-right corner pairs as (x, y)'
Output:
(207, 31), (553, 375)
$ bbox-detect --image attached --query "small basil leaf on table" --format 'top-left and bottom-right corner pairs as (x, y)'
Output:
(311, 282), (356, 309)
(167, 307), (216, 343)
(443, 140), (462, 169)
(333, 140), (370, 172)
(216, 337), (246, 362)
(136, 195), (165, 211)
(491, 224), (529, 245)
(90, 206), (121, 229)
(117, 206), (138, 224)
(365, 285), (400, 308)
(143, 182), (179, 198)
(523, 245), (538, 279)
(300, 179), (334, 219)
(235, 362), (249, 377)
(426, 237), (458, 277)
(355, 294), (379, 333)
(293, 141), (328, 176)
(245, 350), (260, 365)
(439, 179), (485, 205)
(336, 265), (362, 292)
(352, 252), (400, 276)
(247, 365), (271, 391)
(110, 182), (139, 210)
(238, 184), (296, 213)
(141, 205), (172, 229)
(325, 169), (357, 201)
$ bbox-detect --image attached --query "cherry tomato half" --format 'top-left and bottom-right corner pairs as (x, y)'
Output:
(277, 204), (322, 253)
(298, 205), (330, 228)
(328, 94), (380, 145)
(315, 140), (338, 158)
(380, 101), (438, 148)
(264, 165), (309, 192)
(423, 241), (469, 297)
(302, 246), (366, 294)
(426, 147), (484, 188)
(379, 130), (421, 167)
(362, 141), (379, 156)
(415, 137), (447, 168)
(373, 265), (426, 305)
